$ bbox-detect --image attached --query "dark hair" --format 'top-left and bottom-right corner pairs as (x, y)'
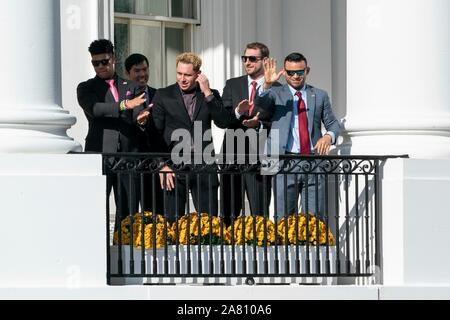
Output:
(124, 54), (149, 73)
(245, 42), (270, 58)
(88, 39), (114, 55)
(284, 52), (308, 66)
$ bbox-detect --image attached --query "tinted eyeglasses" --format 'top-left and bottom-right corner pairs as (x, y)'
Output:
(241, 56), (262, 63)
(285, 69), (306, 77)
(91, 58), (111, 67)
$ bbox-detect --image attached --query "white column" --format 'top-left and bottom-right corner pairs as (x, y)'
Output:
(0, 0), (81, 153)
(343, 0), (450, 158)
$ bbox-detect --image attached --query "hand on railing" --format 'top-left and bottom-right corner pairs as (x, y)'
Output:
(159, 165), (175, 191)
(314, 134), (332, 155)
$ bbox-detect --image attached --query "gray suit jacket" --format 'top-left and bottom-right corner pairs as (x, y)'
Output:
(263, 84), (341, 155)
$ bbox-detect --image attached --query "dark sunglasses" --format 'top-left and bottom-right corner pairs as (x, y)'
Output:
(285, 69), (306, 77)
(241, 55), (262, 63)
(91, 58), (111, 67)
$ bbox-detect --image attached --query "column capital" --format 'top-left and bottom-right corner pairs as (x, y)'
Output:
(342, 0), (450, 158)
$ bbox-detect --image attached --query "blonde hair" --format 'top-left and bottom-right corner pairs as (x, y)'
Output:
(176, 52), (202, 72)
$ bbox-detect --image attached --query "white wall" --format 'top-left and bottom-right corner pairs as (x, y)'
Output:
(194, 0), (257, 92)
(281, 0), (333, 96)
(0, 155), (106, 287)
(382, 158), (450, 285)
(331, 0), (347, 120)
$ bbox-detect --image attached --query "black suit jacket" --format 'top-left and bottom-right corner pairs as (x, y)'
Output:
(139, 85), (167, 153)
(77, 75), (145, 152)
(221, 75), (281, 156)
(145, 85), (157, 104)
(151, 83), (233, 157)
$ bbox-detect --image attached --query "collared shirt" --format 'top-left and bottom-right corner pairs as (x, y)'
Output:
(180, 87), (197, 121)
(286, 85), (311, 153)
(286, 84), (336, 153)
(247, 75), (265, 98)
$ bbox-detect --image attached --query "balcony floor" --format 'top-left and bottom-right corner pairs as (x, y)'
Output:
(1, 285), (449, 300)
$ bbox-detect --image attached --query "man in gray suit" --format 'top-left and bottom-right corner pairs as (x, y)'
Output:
(261, 52), (341, 219)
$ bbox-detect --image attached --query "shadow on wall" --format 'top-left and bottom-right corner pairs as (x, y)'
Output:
(333, 118), (351, 156)
(328, 122), (384, 285)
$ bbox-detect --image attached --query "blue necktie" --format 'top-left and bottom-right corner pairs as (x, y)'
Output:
(144, 90), (149, 105)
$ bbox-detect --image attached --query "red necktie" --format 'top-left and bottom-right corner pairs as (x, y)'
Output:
(248, 81), (257, 115)
(295, 91), (311, 155)
(106, 79), (119, 102)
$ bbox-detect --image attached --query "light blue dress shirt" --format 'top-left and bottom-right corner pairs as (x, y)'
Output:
(285, 84), (336, 153)
(286, 85), (311, 153)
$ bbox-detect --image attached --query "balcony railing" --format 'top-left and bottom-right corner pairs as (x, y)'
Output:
(103, 153), (402, 285)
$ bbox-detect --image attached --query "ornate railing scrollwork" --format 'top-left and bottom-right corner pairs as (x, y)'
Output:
(103, 154), (381, 176)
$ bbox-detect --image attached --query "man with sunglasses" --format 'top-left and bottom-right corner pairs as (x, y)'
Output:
(261, 52), (341, 219)
(77, 39), (147, 231)
(220, 42), (281, 225)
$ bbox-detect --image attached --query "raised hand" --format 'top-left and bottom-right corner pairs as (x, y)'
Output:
(242, 112), (261, 128)
(263, 58), (284, 89)
(196, 73), (212, 97)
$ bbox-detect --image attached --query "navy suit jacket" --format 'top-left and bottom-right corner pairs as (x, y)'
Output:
(140, 85), (167, 153)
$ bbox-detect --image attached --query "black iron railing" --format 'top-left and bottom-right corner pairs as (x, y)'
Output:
(103, 153), (405, 285)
